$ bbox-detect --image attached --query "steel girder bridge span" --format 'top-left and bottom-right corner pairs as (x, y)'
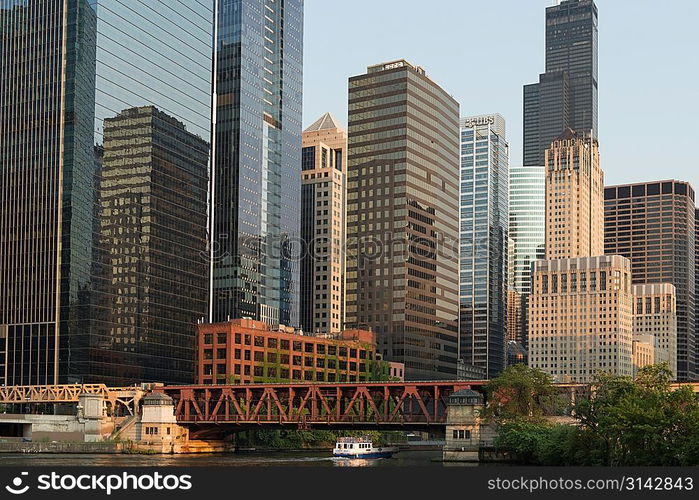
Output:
(155, 382), (486, 431)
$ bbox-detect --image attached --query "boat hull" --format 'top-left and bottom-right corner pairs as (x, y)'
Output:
(333, 451), (395, 459)
(332, 447), (398, 459)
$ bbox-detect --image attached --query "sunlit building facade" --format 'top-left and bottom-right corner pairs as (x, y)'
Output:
(528, 125), (634, 384)
(346, 60), (460, 380)
(529, 255), (634, 383)
(301, 113), (347, 335)
(197, 319), (379, 385)
(545, 129), (603, 260)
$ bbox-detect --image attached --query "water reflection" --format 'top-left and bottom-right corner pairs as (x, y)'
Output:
(0, 450), (445, 468)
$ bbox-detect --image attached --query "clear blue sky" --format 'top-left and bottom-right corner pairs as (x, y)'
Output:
(303, 0), (699, 190)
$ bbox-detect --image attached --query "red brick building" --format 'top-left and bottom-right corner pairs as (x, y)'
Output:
(197, 319), (397, 384)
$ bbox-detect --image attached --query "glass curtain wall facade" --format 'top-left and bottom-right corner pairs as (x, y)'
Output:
(459, 115), (509, 379)
(98, 106), (209, 384)
(0, 0), (214, 385)
(508, 166), (545, 347)
(523, 0), (598, 166)
(604, 181), (696, 381)
(346, 60), (460, 381)
(211, 0), (303, 329)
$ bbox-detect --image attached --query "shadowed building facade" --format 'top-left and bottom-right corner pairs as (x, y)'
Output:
(98, 106), (209, 383)
(0, 0), (213, 384)
(346, 60), (460, 380)
(604, 181), (696, 380)
(632, 283), (677, 378)
(300, 113), (347, 335)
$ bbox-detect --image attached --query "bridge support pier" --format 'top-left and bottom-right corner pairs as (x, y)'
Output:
(442, 389), (492, 462)
(77, 393), (106, 442)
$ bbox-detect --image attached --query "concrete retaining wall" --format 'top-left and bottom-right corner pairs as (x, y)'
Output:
(0, 441), (124, 454)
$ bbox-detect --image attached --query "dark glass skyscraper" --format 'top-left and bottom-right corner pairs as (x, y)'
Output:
(98, 106), (209, 384)
(211, 0), (303, 329)
(523, 0), (598, 166)
(0, 0), (213, 385)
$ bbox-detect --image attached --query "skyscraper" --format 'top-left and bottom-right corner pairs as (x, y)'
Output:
(509, 167), (546, 295)
(300, 113), (347, 335)
(632, 283), (677, 378)
(528, 255), (634, 383)
(545, 128), (603, 260)
(99, 106), (209, 384)
(211, 0), (304, 328)
(346, 60), (460, 380)
(508, 165), (546, 347)
(523, 0), (598, 166)
(529, 126), (635, 383)
(459, 114), (509, 379)
(0, 0), (214, 385)
(604, 181), (696, 380)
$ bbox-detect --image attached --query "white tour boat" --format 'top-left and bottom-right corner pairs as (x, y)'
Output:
(332, 436), (398, 459)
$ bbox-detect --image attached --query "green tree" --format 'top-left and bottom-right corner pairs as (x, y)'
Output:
(576, 364), (699, 465)
(491, 364), (699, 466)
(482, 364), (562, 422)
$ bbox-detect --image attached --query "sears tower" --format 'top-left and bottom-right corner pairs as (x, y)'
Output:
(523, 0), (598, 166)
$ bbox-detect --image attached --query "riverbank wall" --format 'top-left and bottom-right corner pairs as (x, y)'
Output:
(0, 439), (233, 454)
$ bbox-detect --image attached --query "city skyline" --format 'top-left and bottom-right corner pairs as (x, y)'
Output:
(0, 0), (695, 388)
(303, 0), (699, 189)
(2, 0), (699, 472)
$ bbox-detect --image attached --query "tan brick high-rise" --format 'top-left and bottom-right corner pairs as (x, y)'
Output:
(300, 113), (347, 334)
(529, 128), (634, 383)
(632, 283), (677, 378)
(529, 255), (634, 383)
(545, 128), (603, 259)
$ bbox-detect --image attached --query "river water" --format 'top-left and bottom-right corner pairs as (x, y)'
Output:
(0, 450), (471, 467)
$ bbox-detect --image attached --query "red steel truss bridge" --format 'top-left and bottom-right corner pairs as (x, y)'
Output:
(155, 381), (487, 430)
